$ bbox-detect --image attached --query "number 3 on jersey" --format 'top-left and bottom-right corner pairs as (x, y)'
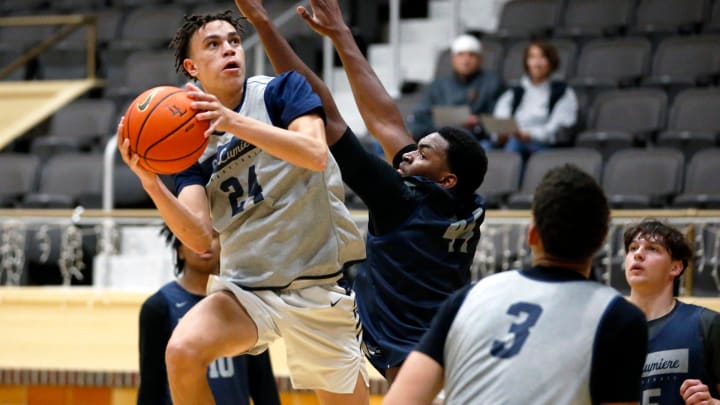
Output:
(220, 165), (264, 216)
(491, 302), (543, 359)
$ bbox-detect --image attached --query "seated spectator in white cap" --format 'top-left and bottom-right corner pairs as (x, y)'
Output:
(408, 34), (503, 141)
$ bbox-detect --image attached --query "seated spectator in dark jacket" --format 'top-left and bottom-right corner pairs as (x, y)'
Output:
(408, 34), (503, 141)
(483, 41), (577, 159)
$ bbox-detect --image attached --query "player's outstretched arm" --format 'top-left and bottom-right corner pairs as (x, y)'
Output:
(234, 0), (348, 146)
(117, 119), (214, 253)
(298, 0), (415, 160)
(382, 351), (443, 405)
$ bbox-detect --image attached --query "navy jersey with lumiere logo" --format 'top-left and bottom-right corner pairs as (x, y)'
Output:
(354, 176), (484, 369)
(641, 301), (720, 405)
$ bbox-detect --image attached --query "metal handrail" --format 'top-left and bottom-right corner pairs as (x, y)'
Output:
(0, 14), (97, 80)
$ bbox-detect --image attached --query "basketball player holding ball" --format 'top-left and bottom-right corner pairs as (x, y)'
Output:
(117, 11), (369, 405)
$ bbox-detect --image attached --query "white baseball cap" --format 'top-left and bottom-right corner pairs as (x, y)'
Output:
(451, 34), (482, 54)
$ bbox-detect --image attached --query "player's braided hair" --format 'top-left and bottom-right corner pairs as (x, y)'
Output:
(169, 11), (246, 80)
(159, 224), (184, 276)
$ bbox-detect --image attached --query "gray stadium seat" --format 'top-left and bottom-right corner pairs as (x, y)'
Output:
(21, 153), (104, 209)
(30, 99), (116, 157)
(113, 163), (153, 209)
(494, 0), (562, 39)
(633, 0), (707, 35)
(570, 38), (652, 90)
(506, 148), (603, 209)
(706, 0), (720, 33)
(105, 50), (185, 103)
(656, 88), (720, 158)
(476, 150), (522, 209)
(110, 6), (185, 51)
(575, 88), (668, 159)
(0, 153), (40, 207)
(555, 0), (635, 38)
(644, 36), (720, 87)
(603, 148), (684, 208)
(672, 149), (720, 208)
(575, 131), (634, 161)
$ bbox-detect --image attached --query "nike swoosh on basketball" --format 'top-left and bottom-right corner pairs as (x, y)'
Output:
(175, 301), (187, 308)
(137, 93), (154, 112)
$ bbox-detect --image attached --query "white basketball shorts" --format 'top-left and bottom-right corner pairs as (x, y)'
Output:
(207, 275), (368, 394)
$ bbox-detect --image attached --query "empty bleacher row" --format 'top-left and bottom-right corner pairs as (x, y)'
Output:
(0, 144), (718, 211)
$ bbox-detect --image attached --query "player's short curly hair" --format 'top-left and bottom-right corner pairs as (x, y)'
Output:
(532, 164), (609, 262)
(169, 11), (246, 80)
(436, 126), (488, 197)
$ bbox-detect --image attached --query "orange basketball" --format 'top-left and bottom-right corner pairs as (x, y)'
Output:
(120, 86), (209, 175)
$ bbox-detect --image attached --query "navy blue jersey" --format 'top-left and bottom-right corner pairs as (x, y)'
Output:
(330, 129), (484, 372)
(641, 301), (720, 405)
(137, 281), (280, 405)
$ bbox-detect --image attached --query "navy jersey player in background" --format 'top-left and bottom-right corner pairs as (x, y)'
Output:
(385, 165), (648, 405)
(118, 11), (369, 405)
(623, 220), (720, 405)
(137, 225), (280, 405)
(233, 0), (487, 383)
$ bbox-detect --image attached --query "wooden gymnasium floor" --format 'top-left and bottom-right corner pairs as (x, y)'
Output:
(0, 287), (387, 405)
(0, 288), (718, 405)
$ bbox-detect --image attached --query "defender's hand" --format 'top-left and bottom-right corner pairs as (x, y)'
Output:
(297, 0), (348, 38)
(234, 0), (269, 23)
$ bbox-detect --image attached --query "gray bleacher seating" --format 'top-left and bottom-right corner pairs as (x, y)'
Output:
(575, 88), (668, 159)
(672, 148), (720, 209)
(493, 0), (562, 40)
(602, 148), (684, 208)
(644, 35), (720, 88)
(476, 150), (522, 209)
(21, 153), (104, 209)
(571, 38), (652, 90)
(555, 0), (635, 38)
(0, 153), (40, 207)
(30, 98), (116, 158)
(656, 88), (720, 158)
(633, 0), (707, 35)
(506, 148), (603, 209)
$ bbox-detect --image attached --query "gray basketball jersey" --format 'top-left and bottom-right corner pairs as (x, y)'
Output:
(199, 75), (365, 289)
(443, 270), (620, 405)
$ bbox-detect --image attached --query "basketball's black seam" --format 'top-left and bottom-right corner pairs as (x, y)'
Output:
(145, 138), (208, 174)
(143, 110), (198, 154)
(142, 110), (201, 171)
(134, 89), (184, 153)
(144, 139), (207, 162)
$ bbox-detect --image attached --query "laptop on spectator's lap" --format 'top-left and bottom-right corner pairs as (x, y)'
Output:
(432, 106), (471, 127)
(480, 114), (519, 134)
